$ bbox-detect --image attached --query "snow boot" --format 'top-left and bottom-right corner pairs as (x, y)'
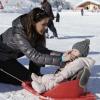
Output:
(70, 67), (90, 88)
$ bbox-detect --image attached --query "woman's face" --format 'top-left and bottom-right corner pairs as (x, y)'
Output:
(35, 17), (49, 35)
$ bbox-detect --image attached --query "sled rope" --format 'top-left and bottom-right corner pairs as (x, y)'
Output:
(0, 68), (23, 83)
(0, 68), (50, 99)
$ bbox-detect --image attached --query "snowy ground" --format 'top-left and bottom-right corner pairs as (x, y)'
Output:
(0, 11), (100, 100)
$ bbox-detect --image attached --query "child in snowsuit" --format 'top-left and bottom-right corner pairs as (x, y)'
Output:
(31, 39), (95, 93)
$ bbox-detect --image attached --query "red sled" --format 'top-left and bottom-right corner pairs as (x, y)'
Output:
(22, 80), (96, 100)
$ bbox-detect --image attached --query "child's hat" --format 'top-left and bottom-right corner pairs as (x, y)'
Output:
(72, 39), (90, 57)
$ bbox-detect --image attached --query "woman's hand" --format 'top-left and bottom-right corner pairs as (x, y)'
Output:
(62, 52), (76, 62)
(66, 50), (73, 54)
(69, 54), (77, 61)
(63, 50), (72, 55)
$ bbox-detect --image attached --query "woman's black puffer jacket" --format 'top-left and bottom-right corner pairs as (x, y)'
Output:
(0, 16), (63, 66)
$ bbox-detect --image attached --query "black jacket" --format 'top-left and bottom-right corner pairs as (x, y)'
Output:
(41, 1), (54, 20)
(0, 16), (63, 66)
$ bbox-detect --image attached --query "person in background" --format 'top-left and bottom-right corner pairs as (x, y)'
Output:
(81, 8), (84, 16)
(41, 0), (58, 38)
(56, 12), (60, 22)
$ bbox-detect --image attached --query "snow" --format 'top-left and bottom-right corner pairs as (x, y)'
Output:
(0, 10), (100, 99)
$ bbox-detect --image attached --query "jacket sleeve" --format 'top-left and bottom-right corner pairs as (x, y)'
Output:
(36, 45), (63, 56)
(12, 19), (62, 66)
(35, 37), (63, 56)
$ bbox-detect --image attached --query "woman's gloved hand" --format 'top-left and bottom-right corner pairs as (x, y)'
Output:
(62, 50), (76, 62)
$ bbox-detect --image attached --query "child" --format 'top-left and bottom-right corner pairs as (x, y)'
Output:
(31, 39), (95, 93)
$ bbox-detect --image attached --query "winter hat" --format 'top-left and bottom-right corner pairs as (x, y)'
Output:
(72, 39), (90, 57)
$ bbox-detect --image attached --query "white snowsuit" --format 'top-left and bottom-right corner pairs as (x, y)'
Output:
(31, 57), (95, 93)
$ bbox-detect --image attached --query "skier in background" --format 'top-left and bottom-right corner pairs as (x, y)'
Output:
(81, 8), (84, 16)
(56, 12), (60, 22)
(41, 0), (58, 38)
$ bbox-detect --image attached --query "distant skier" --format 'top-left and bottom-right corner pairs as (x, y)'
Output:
(81, 8), (84, 16)
(41, 0), (58, 38)
(56, 12), (60, 22)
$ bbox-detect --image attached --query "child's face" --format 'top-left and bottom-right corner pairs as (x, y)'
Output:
(70, 49), (80, 57)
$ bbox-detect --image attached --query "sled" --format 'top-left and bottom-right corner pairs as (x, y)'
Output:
(0, 68), (96, 100)
(22, 80), (96, 100)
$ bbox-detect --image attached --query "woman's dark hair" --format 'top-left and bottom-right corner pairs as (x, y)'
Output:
(20, 7), (49, 40)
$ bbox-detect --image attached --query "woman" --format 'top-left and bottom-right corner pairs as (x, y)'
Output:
(0, 8), (75, 85)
